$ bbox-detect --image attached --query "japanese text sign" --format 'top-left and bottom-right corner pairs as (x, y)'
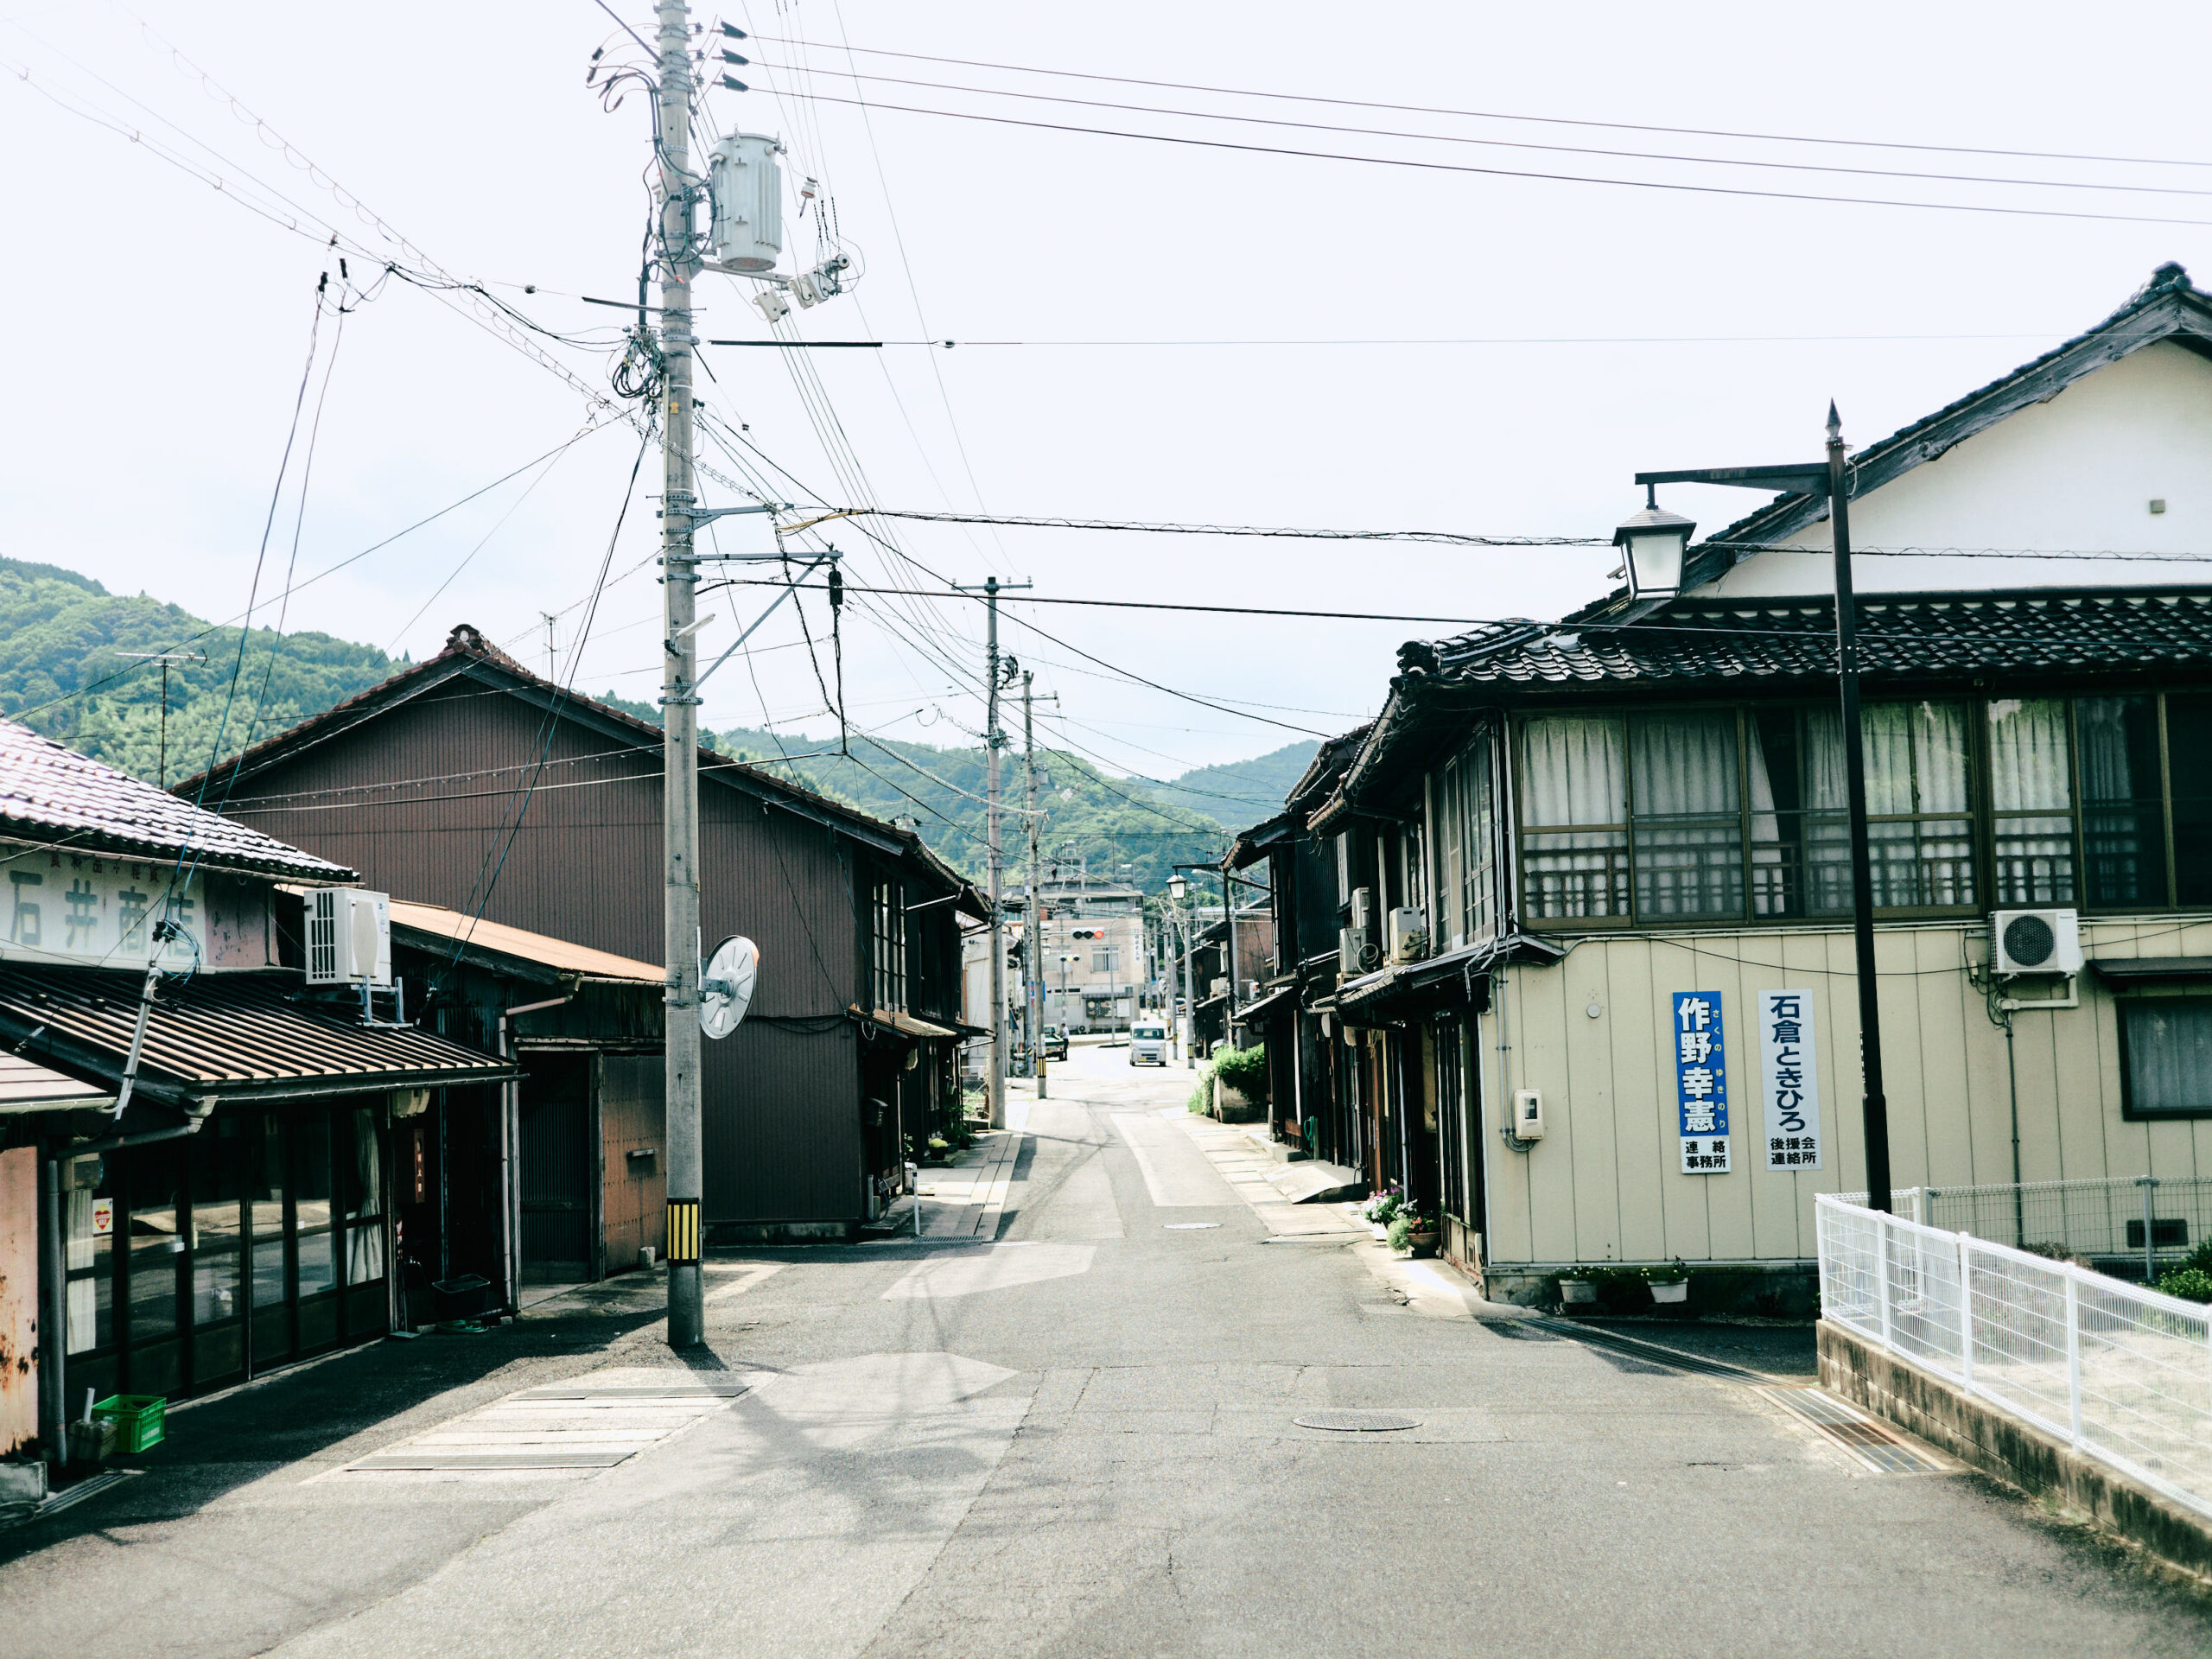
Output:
(1673, 990), (1730, 1174)
(1758, 988), (1822, 1171)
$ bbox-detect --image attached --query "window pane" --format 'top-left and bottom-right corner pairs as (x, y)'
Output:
(127, 1141), (183, 1344)
(2123, 1000), (2212, 1115)
(1749, 708), (1851, 918)
(1519, 716), (1628, 920)
(1462, 741), (1496, 944)
(191, 1117), (244, 1326)
(295, 1111), (337, 1300)
(346, 1108), (387, 1284)
(65, 1166), (113, 1354)
(2078, 696), (2164, 907)
(2170, 695), (2212, 906)
(1629, 709), (1742, 920)
(1870, 702), (1975, 910)
(1987, 698), (2075, 905)
(245, 1113), (289, 1309)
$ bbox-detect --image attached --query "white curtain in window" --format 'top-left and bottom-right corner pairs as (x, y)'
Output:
(2077, 697), (2143, 802)
(1629, 710), (1737, 819)
(2124, 1001), (2212, 1114)
(1520, 716), (1624, 827)
(1987, 698), (2071, 811)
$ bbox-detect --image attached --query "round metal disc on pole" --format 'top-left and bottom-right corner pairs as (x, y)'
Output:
(701, 935), (760, 1039)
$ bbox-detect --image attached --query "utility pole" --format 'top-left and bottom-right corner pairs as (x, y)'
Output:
(122, 651), (205, 789)
(1023, 671), (1045, 1100)
(656, 0), (705, 1348)
(1827, 403), (1891, 1215)
(541, 613), (558, 682)
(957, 575), (1030, 1129)
(1222, 865), (1240, 1052)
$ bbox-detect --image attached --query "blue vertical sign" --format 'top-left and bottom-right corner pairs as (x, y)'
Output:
(1673, 990), (1731, 1174)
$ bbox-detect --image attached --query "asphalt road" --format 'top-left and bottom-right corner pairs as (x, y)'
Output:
(5, 1039), (2207, 1656)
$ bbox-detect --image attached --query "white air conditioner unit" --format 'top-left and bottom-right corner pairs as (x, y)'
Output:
(1991, 907), (2082, 976)
(1386, 906), (1426, 964)
(1350, 887), (1373, 931)
(306, 888), (391, 987)
(1338, 926), (1368, 976)
(1211, 976), (1231, 1001)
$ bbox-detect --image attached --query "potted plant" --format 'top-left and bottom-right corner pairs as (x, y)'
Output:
(1388, 1204), (1440, 1258)
(1644, 1260), (1690, 1305)
(1362, 1186), (1404, 1240)
(1557, 1269), (1600, 1306)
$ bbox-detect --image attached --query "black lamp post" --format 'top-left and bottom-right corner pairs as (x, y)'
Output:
(1630, 405), (1892, 1215)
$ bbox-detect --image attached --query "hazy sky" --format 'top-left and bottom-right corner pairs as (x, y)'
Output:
(4, 2), (2210, 796)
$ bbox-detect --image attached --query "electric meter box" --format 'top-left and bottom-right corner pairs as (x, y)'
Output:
(709, 133), (784, 274)
(1512, 1089), (1546, 1141)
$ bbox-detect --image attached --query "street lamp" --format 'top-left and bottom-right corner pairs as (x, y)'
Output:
(1611, 490), (1697, 598)
(1633, 404), (1892, 1214)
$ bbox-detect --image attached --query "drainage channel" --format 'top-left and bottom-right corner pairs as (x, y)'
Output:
(1529, 1318), (1947, 1475)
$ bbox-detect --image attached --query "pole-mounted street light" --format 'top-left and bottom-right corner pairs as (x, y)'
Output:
(1629, 404), (1892, 1215)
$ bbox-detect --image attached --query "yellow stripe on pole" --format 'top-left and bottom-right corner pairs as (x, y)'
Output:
(667, 1199), (701, 1263)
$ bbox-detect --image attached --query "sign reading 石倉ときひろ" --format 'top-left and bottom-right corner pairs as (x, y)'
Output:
(1758, 989), (1821, 1171)
(1673, 990), (1729, 1174)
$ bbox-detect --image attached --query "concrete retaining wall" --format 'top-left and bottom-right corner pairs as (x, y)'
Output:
(1819, 1319), (2212, 1585)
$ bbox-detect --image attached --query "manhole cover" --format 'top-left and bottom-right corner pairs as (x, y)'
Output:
(1164, 1223), (1221, 1230)
(1293, 1410), (1422, 1433)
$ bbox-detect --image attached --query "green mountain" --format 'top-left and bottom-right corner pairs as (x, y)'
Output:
(1143, 740), (1320, 830)
(0, 554), (1278, 893)
(0, 557), (401, 789)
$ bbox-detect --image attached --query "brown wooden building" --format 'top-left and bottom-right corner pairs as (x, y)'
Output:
(184, 624), (987, 1242)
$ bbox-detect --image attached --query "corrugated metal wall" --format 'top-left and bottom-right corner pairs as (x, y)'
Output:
(220, 679), (865, 1224)
(599, 1053), (665, 1266)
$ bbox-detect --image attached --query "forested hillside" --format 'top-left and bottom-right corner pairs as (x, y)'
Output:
(0, 555), (1269, 890)
(0, 557), (401, 787)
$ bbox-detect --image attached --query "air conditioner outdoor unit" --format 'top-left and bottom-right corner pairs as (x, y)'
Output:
(1386, 906), (1426, 964)
(1991, 907), (2082, 976)
(1350, 887), (1373, 931)
(1211, 976), (1231, 1001)
(306, 888), (391, 987)
(1338, 926), (1367, 976)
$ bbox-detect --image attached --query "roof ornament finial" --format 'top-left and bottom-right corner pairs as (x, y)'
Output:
(1826, 400), (1841, 443)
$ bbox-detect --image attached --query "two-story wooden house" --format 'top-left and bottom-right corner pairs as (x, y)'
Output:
(1246, 263), (2212, 1308)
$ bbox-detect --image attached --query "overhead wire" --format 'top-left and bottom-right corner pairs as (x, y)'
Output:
(752, 35), (2212, 175)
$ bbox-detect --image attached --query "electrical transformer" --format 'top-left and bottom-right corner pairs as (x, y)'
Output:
(709, 132), (784, 275)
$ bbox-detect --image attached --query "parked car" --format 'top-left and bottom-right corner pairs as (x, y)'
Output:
(1128, 1020), (1169, 1065)
(1039, 1025), (1069, 1061)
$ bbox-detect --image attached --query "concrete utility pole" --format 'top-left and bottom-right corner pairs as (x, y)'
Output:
(1223, 866), (1239, 1052)
(958, 575), (1029, 1128)
(1022, 671), (1046, 1100)
(656, 0), (705, 1349)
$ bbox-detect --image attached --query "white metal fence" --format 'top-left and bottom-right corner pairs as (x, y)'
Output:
(1816, 1193), (2212, 1521)
(1834, 1176), (2212, 1280)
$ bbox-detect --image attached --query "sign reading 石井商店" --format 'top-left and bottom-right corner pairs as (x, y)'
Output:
(1672, 990), (1729, 1174)
(1757, 988), (1822, 1171)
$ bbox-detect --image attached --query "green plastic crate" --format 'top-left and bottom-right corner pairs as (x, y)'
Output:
(92, 1395), (166, 1453)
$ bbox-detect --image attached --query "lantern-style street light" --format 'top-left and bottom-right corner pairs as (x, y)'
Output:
(1631, 404), (1893, 1215)
(1611, 492), (1697, 598)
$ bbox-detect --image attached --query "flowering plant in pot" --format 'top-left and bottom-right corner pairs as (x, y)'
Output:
(1361, 1186), (1405, 1237)
(1643, 1260), (1690, 1305)
(1556, 1268), (1600, 1306)
(1386, 1205), (1440, 1257)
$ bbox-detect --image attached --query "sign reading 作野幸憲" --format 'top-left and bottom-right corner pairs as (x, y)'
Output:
(1673, 990), (1729, 1174)
(1758, 988), (1822, 1171)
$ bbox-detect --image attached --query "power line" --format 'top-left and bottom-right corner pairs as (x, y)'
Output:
(756, 35), (2212, 174)
(762, 91), (2212, 230)
(759, 58), (2212, 202)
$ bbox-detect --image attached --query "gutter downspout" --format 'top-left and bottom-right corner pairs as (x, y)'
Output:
(499, 988), (580, 1314)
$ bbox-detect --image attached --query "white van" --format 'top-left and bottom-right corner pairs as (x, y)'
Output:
(1128, 1020), (1169, 1065)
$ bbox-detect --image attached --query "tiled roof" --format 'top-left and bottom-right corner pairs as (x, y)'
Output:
(0, 719), (353, 880)
(1428, 588), (2212, 689)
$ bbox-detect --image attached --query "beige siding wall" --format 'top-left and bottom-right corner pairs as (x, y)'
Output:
(1475, 918), (2212, 1267)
